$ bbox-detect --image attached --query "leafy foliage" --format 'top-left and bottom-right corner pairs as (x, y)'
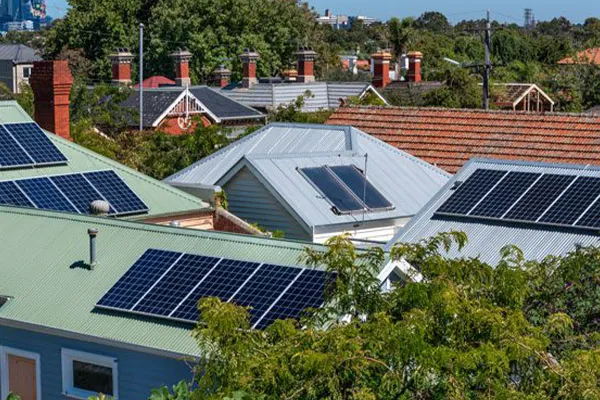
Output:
(151, 233), (600, 398)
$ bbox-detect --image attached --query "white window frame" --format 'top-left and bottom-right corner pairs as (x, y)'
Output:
(61, 348), (118, 399)
(0, 346), (42, 400)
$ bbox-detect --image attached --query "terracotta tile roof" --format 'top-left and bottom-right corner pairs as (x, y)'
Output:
(134, 75), (176, 89)
(326, 106), (600, 173)
(558, 48), (600, 65)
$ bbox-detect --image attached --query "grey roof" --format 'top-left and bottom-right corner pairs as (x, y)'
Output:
(120, 86), (265, 128)
(221, 82), (388, 112)
(166, 123), (450, 229)
(0, 44), (42, 64)
(386, 158), (600, 265)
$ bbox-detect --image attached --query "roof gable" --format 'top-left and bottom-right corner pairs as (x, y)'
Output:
(327, 106), (600, 173)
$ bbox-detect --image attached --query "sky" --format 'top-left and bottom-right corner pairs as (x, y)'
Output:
(46, 0), (599, 24)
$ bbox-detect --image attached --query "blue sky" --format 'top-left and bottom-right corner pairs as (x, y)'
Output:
(47, 0), (598, 24)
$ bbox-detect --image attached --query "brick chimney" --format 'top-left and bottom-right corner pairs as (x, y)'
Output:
(407, 51), (423, 83)
(239, 49), (259, 89)
(212, 65), (231, 88)
(29, 60), (73, 141)
(371, 50), (392, 88)
(296, 47), (318, 83)
(109, 48), (134, 85)
(171, 49), (192, 87)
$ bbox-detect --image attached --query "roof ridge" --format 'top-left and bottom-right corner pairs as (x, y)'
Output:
(337, 105), (600, 119)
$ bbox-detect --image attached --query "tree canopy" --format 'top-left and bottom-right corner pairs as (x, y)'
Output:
(146, 233), (600, 399)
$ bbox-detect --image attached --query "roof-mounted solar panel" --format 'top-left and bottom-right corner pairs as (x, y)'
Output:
(0, 171), (148, 216)
(300, 165), (394, 215)
(0, 125), (35, 168)
(0, 123), (68, 169)
(434, 168), (600, 232)
(96, 249), (335, 329)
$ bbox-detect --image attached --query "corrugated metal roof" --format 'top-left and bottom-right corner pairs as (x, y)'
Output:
(387, 159), (600, 265)
(0, 101), (208, 218)
(222, 82), (386, 112)
(0, 206), (330, 356)
(166, 123), (450, 228)
(0, 44), (42, 63)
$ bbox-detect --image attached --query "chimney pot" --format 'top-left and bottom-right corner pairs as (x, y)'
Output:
(371, 50), (393, 88)
(109, 49), (134, 85)
(170, 49), (193, 87)
(29, 60), (74, 141)
(296, 48), (318, 83)
(407, 51), (423, 83)
(212, 64), (232, 88)
(239, 49), (260, 88)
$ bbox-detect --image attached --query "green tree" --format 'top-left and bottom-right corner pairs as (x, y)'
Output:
(152, 233), (600, 398)
(424, 66), (481, 108)
(415, 11), (452, 33)
(388, 17), (415, 59)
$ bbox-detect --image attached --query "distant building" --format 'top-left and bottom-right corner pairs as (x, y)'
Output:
(0, 43), (41, 93)
(316, 9), (376, 30)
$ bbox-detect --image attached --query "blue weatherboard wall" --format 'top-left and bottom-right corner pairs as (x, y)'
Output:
(0, 325), (195, 399)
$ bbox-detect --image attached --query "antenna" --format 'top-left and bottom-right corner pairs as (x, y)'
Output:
(483, 10), (491, 110)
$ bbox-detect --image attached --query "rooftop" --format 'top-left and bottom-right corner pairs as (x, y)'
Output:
(0, 44), (42, 64)
(0, 100), (208, 218)
(165, 123), (450, 228)
(558, 47), (600, 65)
(327, 106), (600, 174)
(387, 158), (600, 265)
(0, 206), (331, 357)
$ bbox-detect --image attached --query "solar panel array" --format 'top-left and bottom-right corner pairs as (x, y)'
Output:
(435, 168), (600, 230)
(0, 123), (67, 169)
(0, 170), (148, 216)
(96, 249), (335, 329)
(300, 165), (394, 214)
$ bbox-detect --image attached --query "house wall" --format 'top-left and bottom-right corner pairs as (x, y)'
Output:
(313, 217), (409, 244)
(157, 115), (211, 135)
(223, 167), (312, 241)
(14, 64), (33, 93)
(0, 325), (195, 399)
(0, 60), (14, 92)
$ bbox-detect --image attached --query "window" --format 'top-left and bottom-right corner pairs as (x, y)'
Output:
(61, 349), (118, 399)
(22, 67), (32, 79)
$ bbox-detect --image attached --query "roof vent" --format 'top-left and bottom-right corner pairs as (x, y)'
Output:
(0, 295), (12, 309)
(90, 200), (111, 216)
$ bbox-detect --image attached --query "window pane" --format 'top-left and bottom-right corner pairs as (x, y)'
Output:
(73, 360), (113, 395)
(328, 165), (393, 211)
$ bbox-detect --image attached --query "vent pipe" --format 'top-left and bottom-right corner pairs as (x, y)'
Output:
(88, 228), (99, 268)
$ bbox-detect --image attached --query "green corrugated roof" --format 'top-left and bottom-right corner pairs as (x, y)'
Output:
(0, 101), (209, 218)
(0, 206), (324, 356)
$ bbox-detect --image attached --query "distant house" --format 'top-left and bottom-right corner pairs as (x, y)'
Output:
(106, 49), (265, 135)
(558, 47), (600, 65)
(488, 83), (554, 112)
(220, 48), (388, 112)
(0, 44), (41, 93)
(386, 158), (600, 265)
(327, 106), (600, 174)
(165, 123), (450, 243)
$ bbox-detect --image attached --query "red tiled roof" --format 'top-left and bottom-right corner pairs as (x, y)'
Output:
(326, 106), (600, 173)
(558, 48), (600, 65)
(135, 75), (176, 89)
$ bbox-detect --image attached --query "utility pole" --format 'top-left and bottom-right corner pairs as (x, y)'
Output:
(139, 23), (144, 133)
(483, 10), (491, 110)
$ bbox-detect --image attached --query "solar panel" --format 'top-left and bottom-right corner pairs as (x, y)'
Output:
(170, 259), (261, 322)
(134, 255), (221, 317)
(254, 269), (333, 329)
(0, 125), (34, 168)
(301, 167), (366, 213)
(329, 165), (393, 211)
(470, 172), (540, 218)
(3, 123), (68, 165)
(83, 171), (149, 215)
(540, 177), (600, 226)
(0, 181), (34, 208)
(575, 193), (600, 229)
(436, 169), (507, 215)
(504, 174), (575, 222)
(230, 264), (301, 323)
(97, 250), (182, 311)
(50, 174), (115, 215)
(15, 177), (78, 213)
